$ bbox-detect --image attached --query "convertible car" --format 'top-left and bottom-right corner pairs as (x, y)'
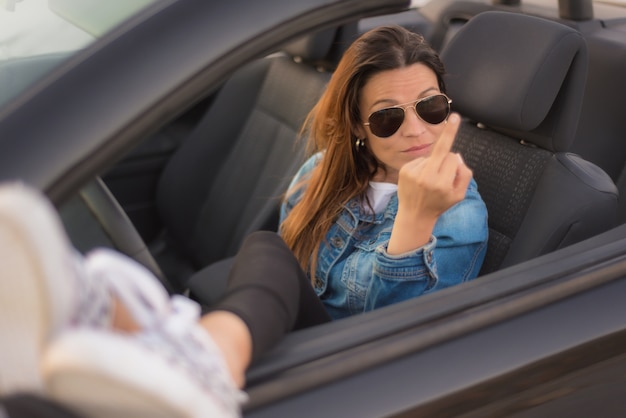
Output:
(2, 0), (626, 416)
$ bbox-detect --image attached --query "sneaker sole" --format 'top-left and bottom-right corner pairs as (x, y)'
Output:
(43, 330), (236, 418)
(0, 184), (76, 394)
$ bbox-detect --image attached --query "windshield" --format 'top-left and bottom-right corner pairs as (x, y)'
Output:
(0, 0), (160, 109)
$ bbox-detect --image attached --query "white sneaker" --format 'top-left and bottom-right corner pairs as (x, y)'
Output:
(0, 183), (245, 415)
(43, 303), (246, 418)
(0, 182), (107, 394)
(0, 183), (171, 394)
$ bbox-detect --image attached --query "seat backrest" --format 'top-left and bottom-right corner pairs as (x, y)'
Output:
(154, 29), (337, 288)
(440, 11), (618, 274)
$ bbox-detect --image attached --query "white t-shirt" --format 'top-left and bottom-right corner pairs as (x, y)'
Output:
(364, 181), (397, 214)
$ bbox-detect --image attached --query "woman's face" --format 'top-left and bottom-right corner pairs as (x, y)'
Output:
(356, 63), (447, 183)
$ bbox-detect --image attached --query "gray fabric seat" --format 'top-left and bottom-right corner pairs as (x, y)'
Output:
(152, 30), (339, 291)
(441, 11), (618, 274)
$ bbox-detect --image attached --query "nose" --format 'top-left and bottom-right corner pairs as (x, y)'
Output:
(401, 105), (428, 135)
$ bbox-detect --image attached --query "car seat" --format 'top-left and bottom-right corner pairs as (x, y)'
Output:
(152, 28), (343, 291)
(440, 11), (618, 274)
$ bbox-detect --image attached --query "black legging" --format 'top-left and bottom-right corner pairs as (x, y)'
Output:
(212, 231), (331, 360)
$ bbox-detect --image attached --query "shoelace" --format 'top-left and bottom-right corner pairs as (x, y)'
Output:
(93, 249), (171, 329)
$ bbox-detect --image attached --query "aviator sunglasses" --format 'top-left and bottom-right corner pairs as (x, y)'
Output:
(363, 94), (452, 138)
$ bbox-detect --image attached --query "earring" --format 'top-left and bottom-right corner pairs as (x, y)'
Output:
(355, 138), (365, 149)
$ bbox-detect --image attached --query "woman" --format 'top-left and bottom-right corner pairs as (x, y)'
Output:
(280, 25), (488, 319)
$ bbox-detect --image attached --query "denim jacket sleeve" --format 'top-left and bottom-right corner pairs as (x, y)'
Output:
(364, 180), (488, 311)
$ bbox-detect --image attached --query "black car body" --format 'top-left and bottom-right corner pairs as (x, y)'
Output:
(2, 0), (626, 416)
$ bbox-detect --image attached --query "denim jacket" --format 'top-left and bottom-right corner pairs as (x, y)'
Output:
(280, 153), (489, 320)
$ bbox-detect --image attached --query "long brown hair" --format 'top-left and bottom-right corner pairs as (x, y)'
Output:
(281, 25), (446, 280)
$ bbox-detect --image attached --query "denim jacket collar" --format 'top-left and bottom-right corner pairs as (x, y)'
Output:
(347, 192), (398, 225)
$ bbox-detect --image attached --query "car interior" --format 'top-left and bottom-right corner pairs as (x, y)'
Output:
(62, 1), (623, 292)
(47, 0), (626, 398)
(180, 6), (620, 306)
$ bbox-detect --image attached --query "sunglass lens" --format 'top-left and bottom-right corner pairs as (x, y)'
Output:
(368, 108), (404, 138)
(416, 95), (450, 124)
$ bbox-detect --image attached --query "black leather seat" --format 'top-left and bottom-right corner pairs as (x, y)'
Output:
(152, 29), (339, 291)
(441, 11), (618, 274)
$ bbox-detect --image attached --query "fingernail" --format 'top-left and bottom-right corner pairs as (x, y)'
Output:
(449, 113), (460, 124)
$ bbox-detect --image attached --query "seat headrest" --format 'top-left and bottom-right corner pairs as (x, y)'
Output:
(281, 23), (359, 70)
(441, 11), (588, 152)
(282, 27), (338, 65)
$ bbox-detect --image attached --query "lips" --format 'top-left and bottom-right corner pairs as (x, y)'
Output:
(402, 143), (432, 153)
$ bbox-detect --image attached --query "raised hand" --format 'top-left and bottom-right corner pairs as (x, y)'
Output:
(388, 113), (473, 254)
